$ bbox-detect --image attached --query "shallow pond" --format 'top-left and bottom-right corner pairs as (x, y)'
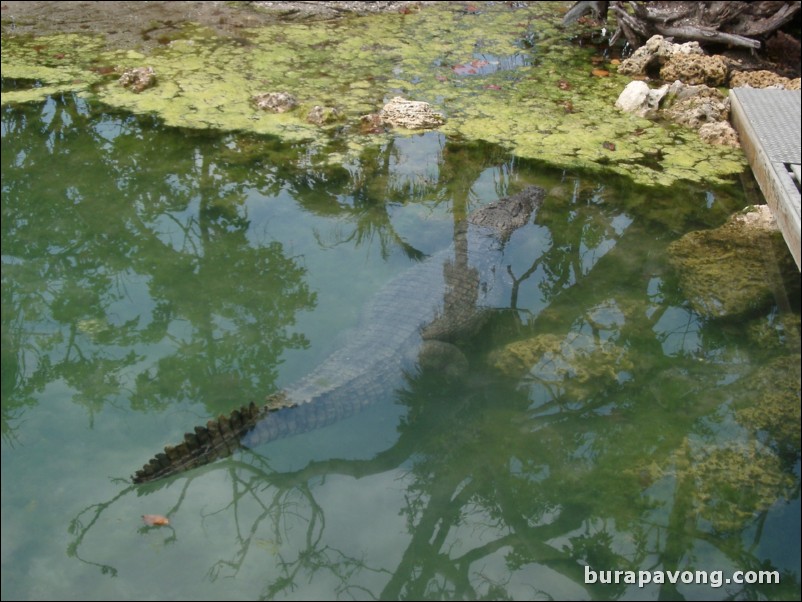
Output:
(2, 89), (800, 601)
(1, 3), (800, 599)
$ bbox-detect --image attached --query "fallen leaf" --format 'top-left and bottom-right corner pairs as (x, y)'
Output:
(610, 58), (621, 65)
(557, 80), (571, 90)
(602, 141), (616, 151)
(484, 84), (502, 90)
(142, 514), (170, 527)
(453, 59), (490, 76)
(591, 69), (610, 77)
(452, 64), (477, 75)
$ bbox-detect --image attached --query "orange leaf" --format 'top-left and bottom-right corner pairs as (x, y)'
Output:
(591, 69), (610, 77)
(142, 514), (170, 527)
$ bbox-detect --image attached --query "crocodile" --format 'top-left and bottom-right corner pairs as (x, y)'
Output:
(132, 186), (545, 483)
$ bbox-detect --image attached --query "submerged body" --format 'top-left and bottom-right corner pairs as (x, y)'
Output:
(132, 186), (545, 483)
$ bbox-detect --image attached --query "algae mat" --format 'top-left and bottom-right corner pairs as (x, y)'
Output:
(1, 1), (745, 187)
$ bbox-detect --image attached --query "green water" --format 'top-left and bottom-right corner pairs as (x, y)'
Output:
(2, 92), (800, 601)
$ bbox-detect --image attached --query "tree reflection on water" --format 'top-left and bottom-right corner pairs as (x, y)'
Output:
(2, 94), (799, 600)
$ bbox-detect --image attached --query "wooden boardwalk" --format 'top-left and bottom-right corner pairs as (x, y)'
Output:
(730, 88), (801, 270)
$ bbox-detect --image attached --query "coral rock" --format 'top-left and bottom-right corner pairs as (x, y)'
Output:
(380, 96), (444, 129)
(306, 105), (344, 125)
(667, 207), (796, 319)
(729, 70), (797, 89)
(118, 66), (156, 93)
(659, 54), (728, 87)
(252, 91), (298, 113)
(615, 80), (669, 118)
(618, 35), (703, 77)
(698, 121), (739, 147)
(662, 82), (729, 129)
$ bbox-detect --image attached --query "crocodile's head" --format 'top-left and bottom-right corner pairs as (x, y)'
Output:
(468, 186), (545, 241)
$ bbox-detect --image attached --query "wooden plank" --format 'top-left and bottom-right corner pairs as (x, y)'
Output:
(730, 88), (801, 270)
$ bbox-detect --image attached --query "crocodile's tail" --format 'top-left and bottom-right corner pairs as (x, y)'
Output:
(132, 393), (295, 484)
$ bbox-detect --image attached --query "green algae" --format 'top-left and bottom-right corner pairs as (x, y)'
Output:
(0, 61), (98, 103)
(1, 3), (746, 186)
(617, 349), (801, 534)
(659, 355), (800, 533)
(672, 438), (795, 533)
(667, 209), (799, 319)
(489, 331), (634, 399)
(734, 353), (802, 457)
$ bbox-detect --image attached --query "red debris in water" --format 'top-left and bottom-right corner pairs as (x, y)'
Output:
(142, 514), (170, 527)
